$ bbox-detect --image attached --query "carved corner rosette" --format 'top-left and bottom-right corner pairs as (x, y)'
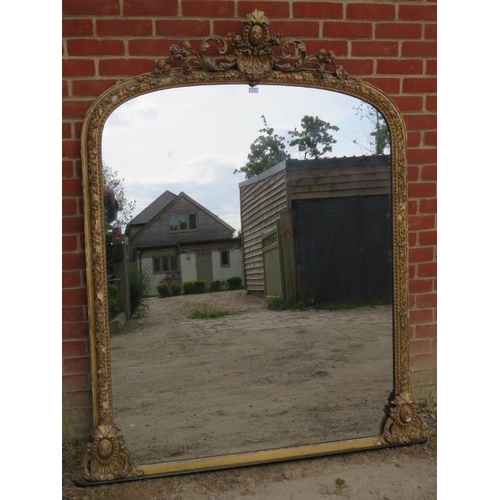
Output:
(82, 424), (142, 482)
(382, 392), (425, 444)
(154, 9), (349, 85)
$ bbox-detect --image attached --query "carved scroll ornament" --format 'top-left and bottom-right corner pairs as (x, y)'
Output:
(154, 9), (348, 84)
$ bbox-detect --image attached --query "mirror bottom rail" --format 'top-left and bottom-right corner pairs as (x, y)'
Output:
(75, 435), (426, 486)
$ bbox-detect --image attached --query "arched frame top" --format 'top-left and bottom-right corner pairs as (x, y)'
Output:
(79, 10), (424, 484)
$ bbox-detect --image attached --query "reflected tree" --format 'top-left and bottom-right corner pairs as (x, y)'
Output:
(235, 115), (290, 179)
(288, 115), (340, 160)
(102, 163), (136, 229)
(353, 103), (390, 155)
(236, 114), (340, 180)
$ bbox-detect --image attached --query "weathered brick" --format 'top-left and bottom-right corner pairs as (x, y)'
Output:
(377, 59), (423, 75)
(72, 79), (117, 97)
(99, 58), (154, 76)
(352, 41), (398, 57)
(399, 4), (437, 21)
(410, 247), (434, 262)
(419, 230), (437, 246)
(63, 19), (94, 37)
(402, 41), (437, 58)
(182, 1), (235, 18)
(347, 3), (396, 20)
(62, 59), (96, 77)
(67, 39), (125, 57)
(240, 1), (290, 18)
(156, 20), (211, 38)
(63, 0), (119, 16)
(324, 22), (372, 39)
(97, 19), (153, 36)
(419, 199), (437, 214)
(409, 279), (433, 294)
(376, 23), (422, 39)
(293, 2), (343, 19)
(364, 77), (400, 94)
(63, 356), (91, 375)
(62, 340), (89, 358)
(123, 0), (177, 16)
(421, 165), (437, 181)
(62, 270), (82, 288)
(271, 21), (320, 38)
(392, 95), (423, 112)
(62, 321), (89, 340)
(403, 77), (437, 93)
(409, 308), (433, 325)
(62, 374), (90, 393)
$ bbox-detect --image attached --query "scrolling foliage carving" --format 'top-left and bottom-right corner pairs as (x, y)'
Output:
(154, 9), (348, 84)
(80, 10), (424, 483)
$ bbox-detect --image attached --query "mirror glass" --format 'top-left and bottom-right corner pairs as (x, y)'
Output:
(102, 84), (393, 465)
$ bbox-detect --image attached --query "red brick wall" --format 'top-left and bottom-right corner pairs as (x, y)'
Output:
(62, 0), (437, 440)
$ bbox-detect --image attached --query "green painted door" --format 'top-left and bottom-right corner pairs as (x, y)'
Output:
(262, 225), (284, 298)
(196, 253), (213, 286)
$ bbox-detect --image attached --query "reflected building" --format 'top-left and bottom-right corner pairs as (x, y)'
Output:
(126, 190), (243, 295)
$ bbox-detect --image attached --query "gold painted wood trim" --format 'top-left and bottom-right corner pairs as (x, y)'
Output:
(138, 437), (390, 477)
(80, 10), (423, 483)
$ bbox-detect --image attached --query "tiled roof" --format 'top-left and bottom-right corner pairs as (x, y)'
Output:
(128, 189), (177, 226)
(128, 191), (236, 250)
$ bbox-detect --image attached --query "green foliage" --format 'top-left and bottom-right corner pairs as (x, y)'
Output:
(102, 163), (137, 229)
(266, 295), (287, 310)
(129, 269), (150, 315)
(188, 308), (230, 319)
(209, 280), (225, 292)
(353, 103), (390, 155)
(226, 276), (243, 290)
(236, 114), (341, 180)
(107, 283), (122, 318)
(288, 115), (339, 160)
(235, 115), (290, 179)
(157, 281), (182, 298)
(370, 116), (390, 155)
(183, 280), (206, 295)
(157, 282), (172, 298)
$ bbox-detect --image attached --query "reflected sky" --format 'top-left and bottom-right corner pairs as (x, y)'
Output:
(103, 85), (382, 231)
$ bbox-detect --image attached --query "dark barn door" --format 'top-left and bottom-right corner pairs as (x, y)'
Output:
(294, 196), (392, 306)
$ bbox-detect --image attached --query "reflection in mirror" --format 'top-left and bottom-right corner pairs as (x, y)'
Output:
(102, 85), (393, 465)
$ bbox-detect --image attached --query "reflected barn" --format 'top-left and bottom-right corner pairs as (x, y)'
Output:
(239, 155), (392, 305)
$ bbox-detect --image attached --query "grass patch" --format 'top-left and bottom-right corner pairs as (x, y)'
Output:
(335, 478), (347, 490)
(188, 309), (230, 319)
(265, 296), (287, 310)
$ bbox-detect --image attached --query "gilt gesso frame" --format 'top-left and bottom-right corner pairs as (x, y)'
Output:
(80, 10), (424, 484)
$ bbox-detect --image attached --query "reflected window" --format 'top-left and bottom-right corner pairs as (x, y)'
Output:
(169, 213), (197, 231)
(220, 250), (230, 267)
(153, 256), (177, 273)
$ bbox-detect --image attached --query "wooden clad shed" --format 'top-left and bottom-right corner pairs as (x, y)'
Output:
(239, 155), (392, 305)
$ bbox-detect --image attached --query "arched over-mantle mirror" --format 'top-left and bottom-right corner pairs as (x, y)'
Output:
(79, 10), (424, 484)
